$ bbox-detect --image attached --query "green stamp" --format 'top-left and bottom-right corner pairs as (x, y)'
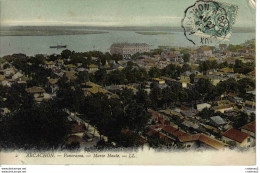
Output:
(182, 0), (238, 45)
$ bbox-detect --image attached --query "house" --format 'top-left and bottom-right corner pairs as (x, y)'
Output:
(194, 75), (210, 83)
(1, 79), (15, 87)
(243, 101), (256, 115)
(76, 67), (88, 72)
(2, 68), (16, 76)
(201, 124), (220, 134)
(244, 100), (256, 109)
(219, 67), (234, 73)
(44, 61), (55, 69)
(171, 51), (183, 63)
(219, 44), (227, 50)
(181, 120), (200, 131)
(87, 64), (99, 73)
(243, 107), (256, 115)
(181, 71), (192, 77)
(48, 78), (59, 94)
(207, 75), (226, 86)
(225, 57), (237, 64)
(65, 71), (77, 81)
(101, 60), (111, 69)
(159, 109), (184, 120)
(240, 121), (256, 147)
(152, 78), (165, 85)
(222, 128), (251, 147)
(212, 104), (234, 113)
(228, 96), (243, 104)
(0, 75), (5, 82)
(179, 75), (190, 88)
(117, 66), (124, 71)
(56, 59), (64, 66)
(161, 125), (188, 142)
(180, 109), (197, 118)
(64, 64), (77, 71)
(210, 116), (227, 128)
(246, 90), (256, 96)
(0, 108), (10, 116)
(178, 134), (226, 150)
(197, 103), (211, 111)
(161, 76), (191, 89)
(146, 124), (165, 136)
(66, 135), (87, 147)
(197, 46), (213, 57)
(70, 122), (87, 138)
(17, 76), (30, 84)
(12, 72), (23, 80)
(148, 109), (166, 124)
(81, 82), (113, 97)
(26, 86), (46, 102)
(241, 121), (256, 138)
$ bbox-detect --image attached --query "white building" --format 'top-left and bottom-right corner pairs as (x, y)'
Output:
(196, 103), (211, 111)
(110, 43), (150, 58)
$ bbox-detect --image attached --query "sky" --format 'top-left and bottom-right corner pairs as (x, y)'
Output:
(0, 0), (255, 27)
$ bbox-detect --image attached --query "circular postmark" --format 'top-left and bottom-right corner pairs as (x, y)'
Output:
(181, 0), (238, 45)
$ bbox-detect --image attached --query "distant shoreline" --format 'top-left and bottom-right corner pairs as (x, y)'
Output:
(135, 31), (174, 35)
(0, 30), (108, 36)
(0, 25), (255, 33)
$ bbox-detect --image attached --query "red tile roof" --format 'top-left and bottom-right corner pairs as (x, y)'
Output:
(162, 125), (178, 135)
(158, 132), (172, 143)
(146, 128), (159, 137)
(242, 121), (256, 133)
(67, 135), (86, 144)
(148, 109), (164, 121)
(71, 123), (86, 133)
(198, 134), (226, 150)
(222, 128), (249, 143)
(178, 134), (226, 150)
(172, 130), (189, 137)
(178, 134), (200, 142)
(149, 124), (165, 130)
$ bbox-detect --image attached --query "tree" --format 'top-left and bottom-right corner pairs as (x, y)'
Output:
(0, 100), (71, 150)
(162, 87), (174, 108)
(216, 78), (238, 97)
(111, 54), (123, 62)
(118, 88), (134, 105)
(77, 71), (89, 83)
(233, 112), (249, 129)
(181, 63), (191, 72)
(149, 67), (161, 78)
(94, 69), (107, 85)
(190, 73), (195, 83)
(30, 54), (45, 65)
(136, 86), (150, 108)
(3, 83), (34, 111)
(195, 78), (214, 96)
(161, 64), (182, 79)
(61, 49), (72, 59)
(124, 102), (151, 133)
(199, 60), (217, 74)
(149, 83), (162, 109)
(3, 63), (10, 69)
(197, 108), (215, 119)
(182, 53), (190, 63)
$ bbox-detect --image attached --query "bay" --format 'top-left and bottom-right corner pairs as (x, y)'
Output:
(0, 30), (255, 57)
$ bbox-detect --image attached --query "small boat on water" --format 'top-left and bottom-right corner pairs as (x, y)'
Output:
(50, 45), (67, 49)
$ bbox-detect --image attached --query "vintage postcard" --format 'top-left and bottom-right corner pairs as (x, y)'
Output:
(0, 0), (256, 165)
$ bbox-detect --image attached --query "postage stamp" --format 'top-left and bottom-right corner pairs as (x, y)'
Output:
(182, 0), (238, 45)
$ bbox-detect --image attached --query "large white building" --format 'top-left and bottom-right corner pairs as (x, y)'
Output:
(110, 43), (150, 58)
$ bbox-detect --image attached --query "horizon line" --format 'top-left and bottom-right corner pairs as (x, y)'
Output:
(0, 25), (256, 29)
